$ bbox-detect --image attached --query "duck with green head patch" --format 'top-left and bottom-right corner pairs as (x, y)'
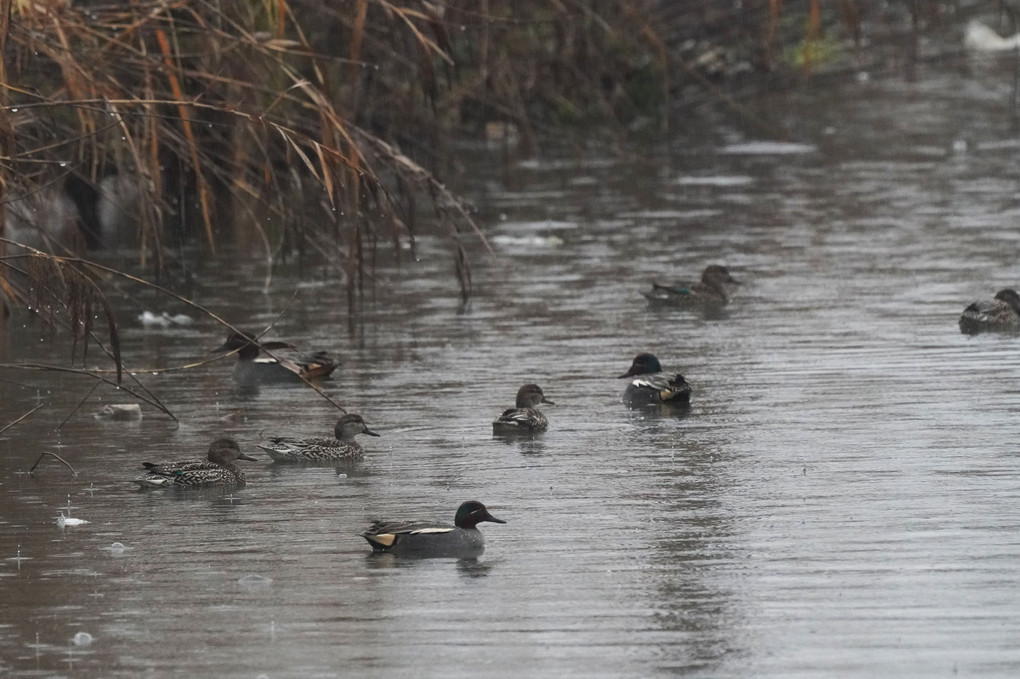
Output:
(959, 288), (1020, 334)
(258, 413), (379, 464)
(644, 264), (739, 307)
(212, 330), (338, 385)
(492, 384), (554, 435)
(619, 353), (692, 406)
(134, 438), (257, 489)
(360, 501), (506, 558)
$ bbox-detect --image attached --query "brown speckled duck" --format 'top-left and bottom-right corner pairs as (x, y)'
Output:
(959, 289), (1020, 334)
(135, 438), (257, 489)
(492, 384), (554, 435)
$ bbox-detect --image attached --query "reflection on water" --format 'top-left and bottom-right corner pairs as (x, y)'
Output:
(5, 58), (1020, 676)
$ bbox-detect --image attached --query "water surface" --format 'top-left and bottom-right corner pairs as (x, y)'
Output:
(3, 56), (1020, 677)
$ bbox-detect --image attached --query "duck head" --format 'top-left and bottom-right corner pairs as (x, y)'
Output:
(702, 264), (740, 286)
(334, 413), (380, 440)
(619, 353), (663, 378)
(207, 438), (258, 464)
(516, 384), (554, 408)
(455, 501), (506, 529)
(212, 330), (295, 360)
(994, 288), (1020, 314)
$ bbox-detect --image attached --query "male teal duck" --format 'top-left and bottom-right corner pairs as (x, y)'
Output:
(258, 413), (380, 464)
(492, 384), (554, 435)
(212, 330), (338, 385)
(134, 438), (257, 489)
(959, 289), (1020, 334)
(360, 500), (506, 557)
(643, 264), (739, 307)
(619, 353), (692, 406)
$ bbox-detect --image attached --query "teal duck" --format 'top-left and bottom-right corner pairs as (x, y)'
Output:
(134, 438), (257, 489)
(258, 413), (379, 464)
(212, 330), (338, 384)
(959, 289), (1020, 334)
(492, 384), (554, 435)
(361, 500), (506, 557)
(643, 264), (739, 307)
(619, 353), (692, 406)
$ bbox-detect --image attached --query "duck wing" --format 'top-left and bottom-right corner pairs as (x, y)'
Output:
(362, 519), (452, 537)
(631, 372), (692, 402)
(141, 459), (219, 473)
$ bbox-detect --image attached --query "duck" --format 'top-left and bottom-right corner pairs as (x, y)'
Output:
(618, 353), (692, 406)
(360, 501), (506, 557)
(257, 413), (380, 464)
(492, 384), (554, 435)
(643, 264), (739, 307)
(134, 438), (257, 489)
(212, 330), (338, 385)
(959, 289), (1020, 334)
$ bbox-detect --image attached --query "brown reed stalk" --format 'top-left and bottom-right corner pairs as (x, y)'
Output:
(0, 0), (866, 317)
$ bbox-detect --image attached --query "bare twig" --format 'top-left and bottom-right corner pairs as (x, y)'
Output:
(0, 403), (45, 436)
(28, 451), (78, 477)
(0, 363), (177, 421)
(58, 380), (101, 430)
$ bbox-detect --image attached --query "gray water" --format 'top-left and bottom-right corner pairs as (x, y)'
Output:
(4, 56), (1020, 678)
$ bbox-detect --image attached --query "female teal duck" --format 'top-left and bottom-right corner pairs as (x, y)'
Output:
(212, 330), (338, 385)
(258, 413), (379, 464)
(492, 384), (554, 434)
(619, 353), (692, 406)
(644, 264), (739, 307)
(360, 501), (506, 557)
(134, 438), (257, 489)
(959, 289), (1020, 334)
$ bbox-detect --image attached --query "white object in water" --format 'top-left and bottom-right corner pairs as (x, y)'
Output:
(95, 404), (142, 421)
(57, 513), (89, 528)
(138, 311), (170, 328)
(139, 311), (195, 328)
(72, 632), (93, 646)
(163, 313), (194, 325)
(2, 184), (80, 250)
(965, 21), (1020, 51)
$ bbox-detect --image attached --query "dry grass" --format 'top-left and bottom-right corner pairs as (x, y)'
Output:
(0, 1), (884, 275)
(0, 1), (960, 419)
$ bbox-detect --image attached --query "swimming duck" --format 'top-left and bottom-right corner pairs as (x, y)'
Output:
(360, 500), (506, 557)
(212, 330), (338, 384)
(643, 264), (739, 307)
(492, 384), (554, 435)
(134, 438), (257, 489)
(618, 353), (692, 406)
(258, 413), (380, 464)
(959, 289), (1020, 334)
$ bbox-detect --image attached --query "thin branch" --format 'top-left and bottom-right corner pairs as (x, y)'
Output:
(0, 403), (45, 436)
(28, 451), (78, 477)
(58, 379), (101, 430)
(0, 363), (177, 421)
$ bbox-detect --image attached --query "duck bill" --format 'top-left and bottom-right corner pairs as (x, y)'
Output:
(237, 452), (259, 462)
(542, 397), (555, 405)
(618, 367), (638, 379)
(210, 341), (232, 354)
(482, 510), (507, 524)
(363, 428), (381, 437)
(260, 341), (296, 351)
